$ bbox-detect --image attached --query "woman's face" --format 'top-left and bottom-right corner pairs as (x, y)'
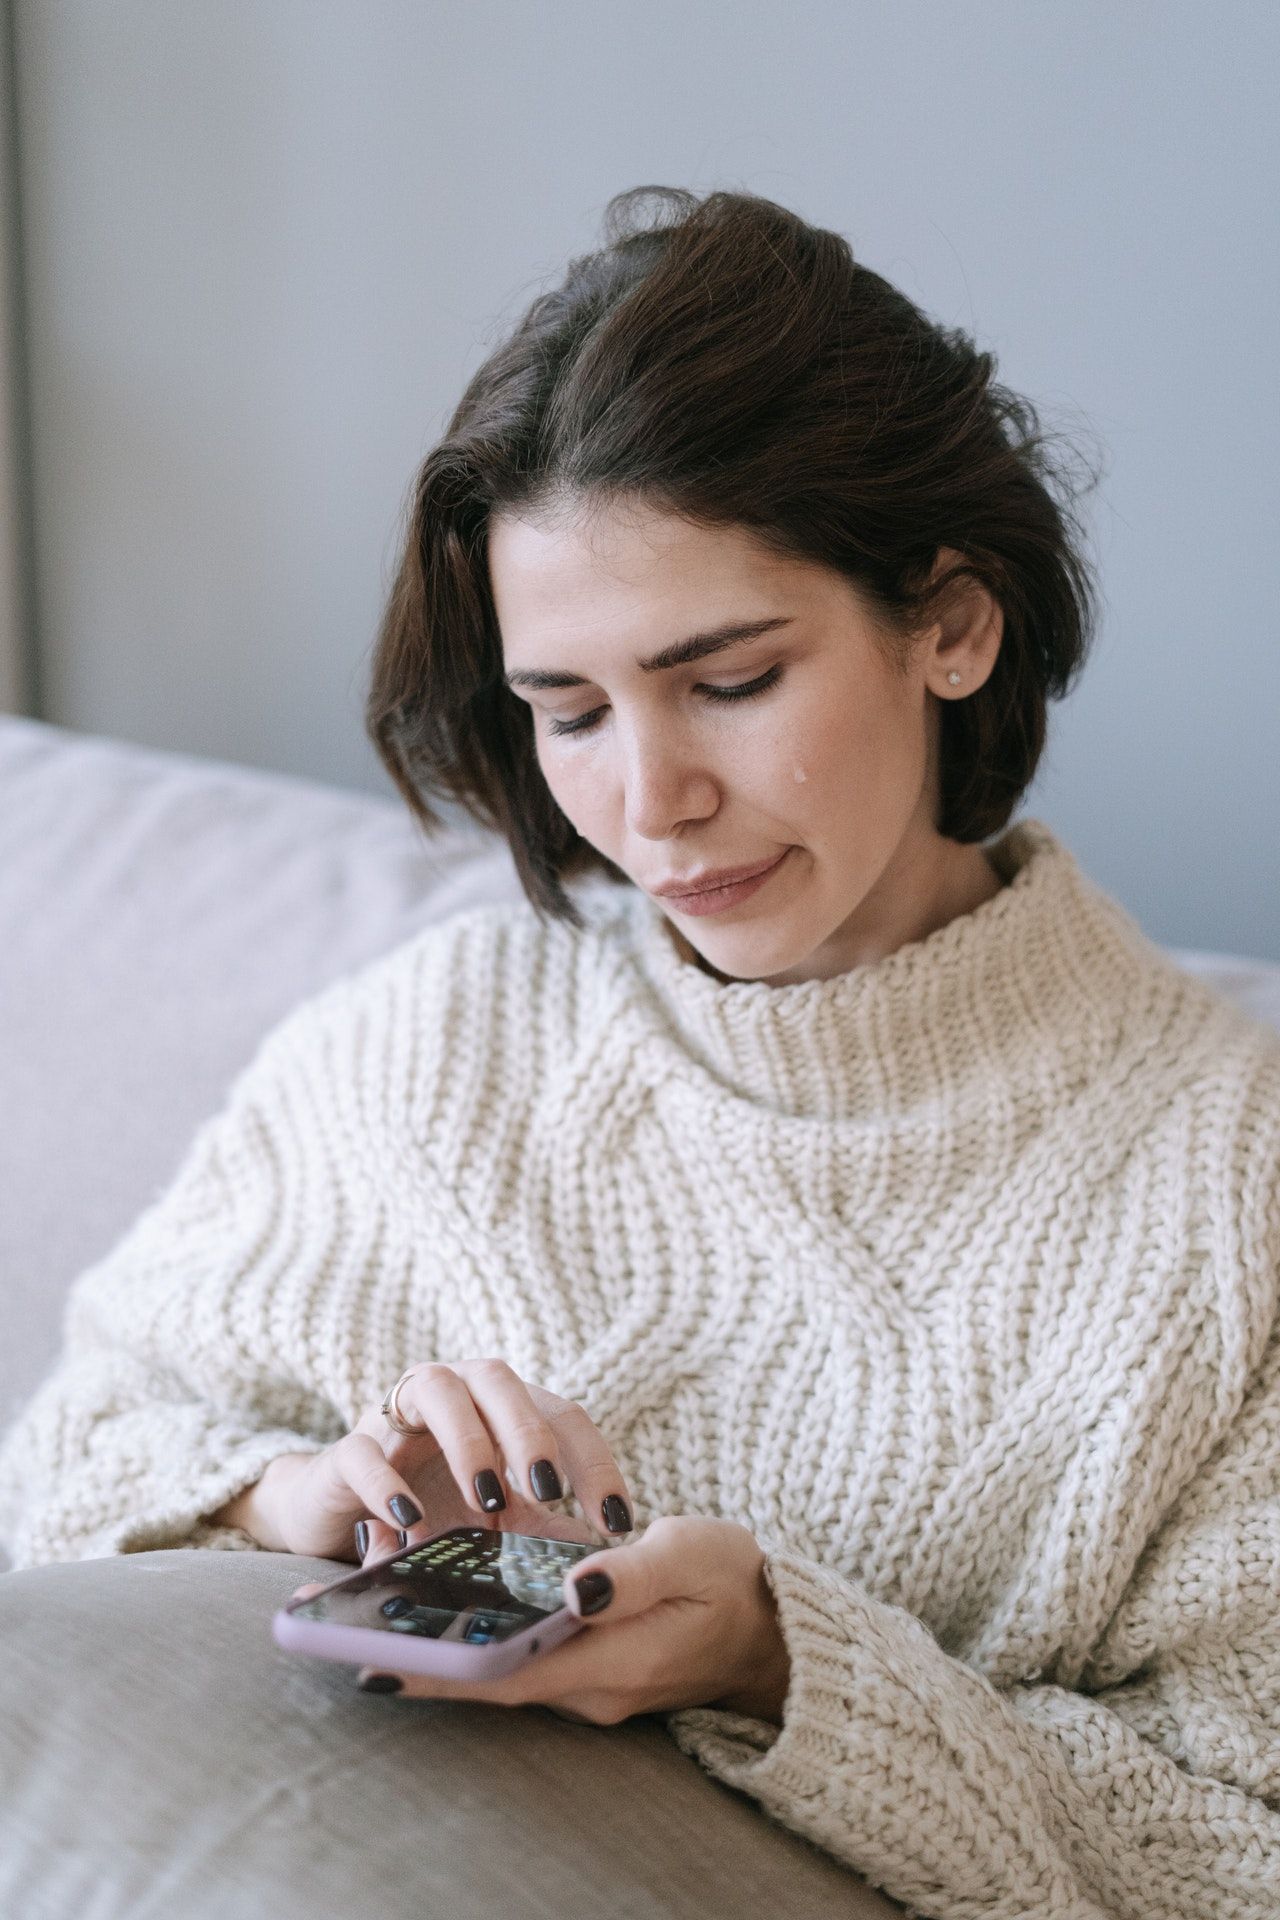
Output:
(490, 499), (1003, 986)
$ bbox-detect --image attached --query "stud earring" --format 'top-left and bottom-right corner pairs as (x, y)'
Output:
(946, 671), (962, 685)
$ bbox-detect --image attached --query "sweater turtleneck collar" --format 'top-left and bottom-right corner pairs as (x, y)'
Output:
(615, 816), (1175, 1124)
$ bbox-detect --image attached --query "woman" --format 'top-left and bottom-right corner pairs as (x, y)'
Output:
(3, 187), (1279, 1919)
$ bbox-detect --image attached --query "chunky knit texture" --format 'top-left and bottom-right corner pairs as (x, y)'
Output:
(4, 816), (1280, 1918)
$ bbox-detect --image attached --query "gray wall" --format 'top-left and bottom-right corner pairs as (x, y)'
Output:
(9, 0), (1279, 957)
(0, 1), (33, 714)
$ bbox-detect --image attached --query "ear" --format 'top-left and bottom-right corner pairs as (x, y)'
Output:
(919, 545), (1003, 699)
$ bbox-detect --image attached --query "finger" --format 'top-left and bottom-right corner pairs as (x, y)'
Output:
(353, 1514), (404, 1566)
(562, 1514), (698, 1624)
(447, 1359), (573, 1510)
(352, 1619), (607, 1706)
(535, 1390), (634, 1538)
(390, 1448), (499, 1540)
(325, 1430), (427, 1535)
(290, 1582), (327, 1601)
(351, 1654), (559, 1703)
(393, 1362), (523, 1518)
(353, 1601), (657, 1719)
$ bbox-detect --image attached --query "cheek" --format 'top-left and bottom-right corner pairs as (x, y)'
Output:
(765, 702), (896, 846)
(538, 748), (609, 834)
(766, 699), (857, 812)
(804, 695), (900, 800)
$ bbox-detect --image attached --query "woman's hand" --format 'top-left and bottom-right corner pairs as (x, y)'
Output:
(256, 1358), (634, 1562)
(294, 1514), (792, 1727)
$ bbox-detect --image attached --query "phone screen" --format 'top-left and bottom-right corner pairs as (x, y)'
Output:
(287, 1526), (600, 1645)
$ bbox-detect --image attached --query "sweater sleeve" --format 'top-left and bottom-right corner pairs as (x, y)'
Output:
(666, 1316), (1280, 1920)
(0, 995), (367, 1569)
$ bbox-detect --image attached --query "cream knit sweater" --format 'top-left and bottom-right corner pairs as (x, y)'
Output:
(3, 817), (1280, 1919)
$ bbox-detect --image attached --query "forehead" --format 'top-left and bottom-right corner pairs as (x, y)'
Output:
(488, 503), (825, 661)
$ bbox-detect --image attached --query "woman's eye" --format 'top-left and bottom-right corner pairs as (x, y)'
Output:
(545, 664), (783, 738)
(546, 705), (607, 738)
(701, 663), (783, 705)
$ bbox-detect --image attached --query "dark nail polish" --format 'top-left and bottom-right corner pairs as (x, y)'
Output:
(389, 1494), (422, 1527)
(602, 1494), (631, 1534)
(396, 1529), (408, 1549)
(574, 1571), (613, 1615)
(353, 1520), (370, 1558)
(530, 1459), (562, 1502)
(359, 1671), (404, 1694)
(474, 1469), (506, 1512)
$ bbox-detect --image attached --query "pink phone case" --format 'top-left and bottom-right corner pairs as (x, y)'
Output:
(271, 1536), (589, 1679)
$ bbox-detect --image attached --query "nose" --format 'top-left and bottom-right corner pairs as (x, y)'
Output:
(620, 717), (719, 840)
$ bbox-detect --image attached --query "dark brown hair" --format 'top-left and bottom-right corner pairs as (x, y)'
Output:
(366, 184), (1103, 924)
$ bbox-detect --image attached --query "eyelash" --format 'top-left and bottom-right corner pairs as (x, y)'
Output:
(544, 664), (784, 738)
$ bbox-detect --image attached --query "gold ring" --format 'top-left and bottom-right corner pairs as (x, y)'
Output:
(380, 1369), (430, 1437)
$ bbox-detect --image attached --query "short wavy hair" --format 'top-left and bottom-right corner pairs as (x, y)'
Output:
(366, 184), (1103, 924)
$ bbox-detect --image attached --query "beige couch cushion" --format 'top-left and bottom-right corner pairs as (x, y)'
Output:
(0, 1545), (903, 1917)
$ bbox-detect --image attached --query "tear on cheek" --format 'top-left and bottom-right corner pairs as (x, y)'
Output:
(792, 766), (808, 784)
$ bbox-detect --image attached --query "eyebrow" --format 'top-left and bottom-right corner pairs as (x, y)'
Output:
(502, 615), (795, 691)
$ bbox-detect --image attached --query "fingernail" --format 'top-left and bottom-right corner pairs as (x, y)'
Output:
(389, 1494), (422, 1527)
(573, 1571), (613, 1615)
(359, 1672), (403, 1694)
(474, 1469), (506, 1512)
(396, 1529), (408, 1549)
(354, 1520), (370, 1558)
(530, 1459), (562, 1502)
(601, 1494), (631, 1534)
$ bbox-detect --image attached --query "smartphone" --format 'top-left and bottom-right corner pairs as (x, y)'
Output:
(272, 1524), (601, 1680)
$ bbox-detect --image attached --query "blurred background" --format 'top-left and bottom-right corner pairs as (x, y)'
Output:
(0, 0), (1275, 956)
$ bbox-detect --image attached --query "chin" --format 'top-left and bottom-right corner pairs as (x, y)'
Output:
(683, 923), (815, 985)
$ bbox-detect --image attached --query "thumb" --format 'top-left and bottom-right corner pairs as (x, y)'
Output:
(562, 1514), (690, 1624)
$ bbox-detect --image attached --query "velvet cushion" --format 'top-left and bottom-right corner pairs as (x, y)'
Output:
(0, 1545), (904, 1918)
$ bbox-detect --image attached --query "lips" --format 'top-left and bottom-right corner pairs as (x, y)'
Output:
(651, 854), (783, 899)
(647, 849), (791, 917)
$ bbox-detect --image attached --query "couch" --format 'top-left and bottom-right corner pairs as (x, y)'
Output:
(3, 712), (1278, 1920)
